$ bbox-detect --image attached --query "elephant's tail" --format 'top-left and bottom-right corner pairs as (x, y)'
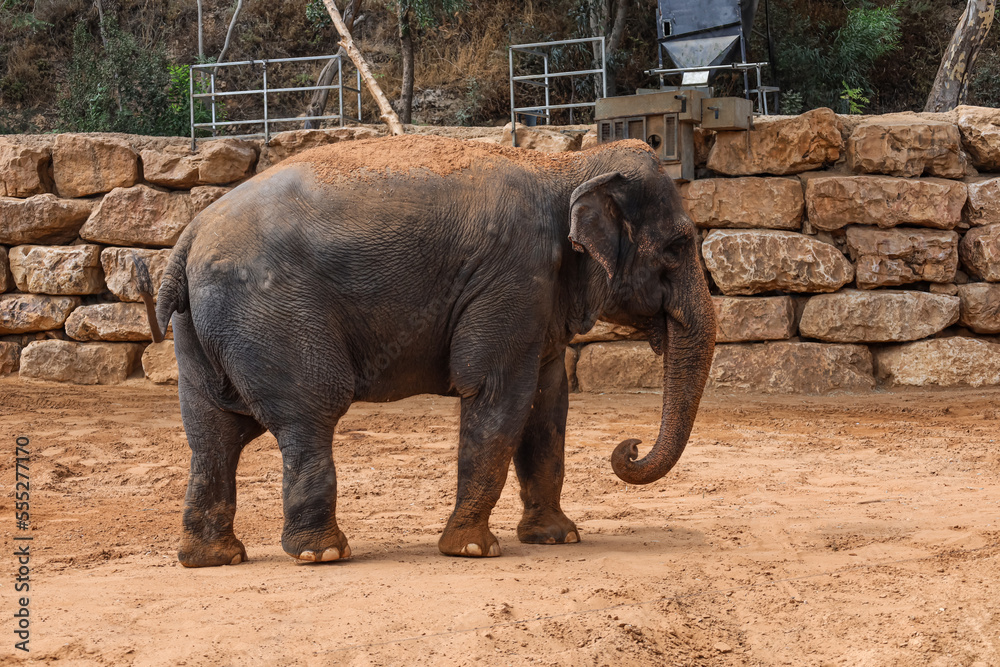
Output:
(132, 235), (191, 345)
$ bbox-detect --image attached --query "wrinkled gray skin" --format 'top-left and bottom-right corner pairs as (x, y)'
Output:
(146, 136), (716, 567)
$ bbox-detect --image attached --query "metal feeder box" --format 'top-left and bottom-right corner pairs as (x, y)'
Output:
(596, 91), (752, 182)
(701, 96), (754, 131)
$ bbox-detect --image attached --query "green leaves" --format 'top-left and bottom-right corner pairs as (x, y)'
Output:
(58, 18), (200, 136)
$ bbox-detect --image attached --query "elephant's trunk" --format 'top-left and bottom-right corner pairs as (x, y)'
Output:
(610, 278), (716, 485)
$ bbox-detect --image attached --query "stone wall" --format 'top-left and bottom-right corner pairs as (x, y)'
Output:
(2, 108), (1000, 392)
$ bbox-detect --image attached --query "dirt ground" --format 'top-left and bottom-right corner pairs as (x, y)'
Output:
(1, 379), (998, 666)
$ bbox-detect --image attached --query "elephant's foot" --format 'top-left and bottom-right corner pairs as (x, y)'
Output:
(439, 522), (501, 558)
(282, 526), (352, 563)
(178, 533), (248, 568)
(517, 509), (580, 545)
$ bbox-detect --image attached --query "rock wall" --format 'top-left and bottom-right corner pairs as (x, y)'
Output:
(2, 109), (1000, 392)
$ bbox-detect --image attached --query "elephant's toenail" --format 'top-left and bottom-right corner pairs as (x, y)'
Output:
(321, 548), (340, 561)
(299, 550), (316, 561)
(488, 543), (500, 557)
(566, 531), (580, 543)
(545, 537), (556, 544)
(229, 554), (242, 565)
(464, 543), (482, 556)
(342, 545), (352, 558)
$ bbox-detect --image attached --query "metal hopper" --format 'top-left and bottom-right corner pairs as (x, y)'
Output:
(656, 0), (761, 86)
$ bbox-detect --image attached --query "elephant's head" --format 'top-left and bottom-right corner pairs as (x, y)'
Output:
(569, 151), (716, 485)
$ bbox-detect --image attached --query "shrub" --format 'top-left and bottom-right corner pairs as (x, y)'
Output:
(58, 18), (194, 136)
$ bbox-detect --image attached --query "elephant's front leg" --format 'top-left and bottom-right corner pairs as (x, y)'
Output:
(513, 352), (579, 545)
(439, 371), (537, 558)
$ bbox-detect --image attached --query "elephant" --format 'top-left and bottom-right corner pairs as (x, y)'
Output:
(136, 135), (717, 568)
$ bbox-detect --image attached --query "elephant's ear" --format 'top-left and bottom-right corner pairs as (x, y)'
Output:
(569, 172), (626, 282)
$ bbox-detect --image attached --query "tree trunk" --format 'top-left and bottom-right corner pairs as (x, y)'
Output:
(321, 0), (405, 135)
(398, 4), (415, 125)
(303, 0), (361, 129)
(924, 0), (996, 112)
(589, 0), (627, 98)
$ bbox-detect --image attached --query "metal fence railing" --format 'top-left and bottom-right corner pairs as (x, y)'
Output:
(508, 37), (607, 146)
(189, 54), (362, 149)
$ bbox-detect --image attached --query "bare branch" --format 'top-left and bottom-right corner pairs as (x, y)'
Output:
(216, 0), (244, 64)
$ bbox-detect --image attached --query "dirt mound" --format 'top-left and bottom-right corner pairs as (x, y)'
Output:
(284, 134), (654, 183)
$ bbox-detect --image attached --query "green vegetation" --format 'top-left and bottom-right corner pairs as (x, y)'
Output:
(59, 19), (193, 135)
(770, 1), (903, 113)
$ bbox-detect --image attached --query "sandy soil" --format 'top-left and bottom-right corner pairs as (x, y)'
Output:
(1, 378), (998, 666)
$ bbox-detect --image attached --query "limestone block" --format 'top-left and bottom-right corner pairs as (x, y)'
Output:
(956, 105), (1000, 171)
(713, 296), (797, 343)
(64, 303), (159, 341)
(19, 340), (142, 384)
(845, 227), (959, 288)
(706, 108), (843, 176)
(965, 177), (1000, 226)
(701, 229), (854, 295)
(9, 245), (104, 295)
(142, 340), (178, 384)
(680, 177), (803, 230)
(189, 186), (230, 216)
(571, 320), (645, 345)
(929, 283), (959, 295)
(580, 129), (598, 150)
(709, 342), (874, 394)
(694, 127), (715, 167)
(100, 247), (172, 302)
(0, 294), (80, 333)
(875, 337), (1000, 387)
(0, 247), (11, 293)
(0, 140), (50, 197)
(957, 283), (1000, 334)
(798, 289), (959, 343)
(0, 341), (20, 374)
(846, 119), (967, 178)
(257, 127), (383, 172)
(141, 139), (257, 189)
(80, 184), (193, 247)
(501, 123), (581, 153)
(52, 134), (138, 198)
(804, 176), (966, 231)
(576, 341), (661, 392)
(959, 224), (1000, 281)
(0, 194), (96, 244)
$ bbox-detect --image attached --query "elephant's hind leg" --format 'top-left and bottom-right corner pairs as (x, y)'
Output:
(178, 386), (265, 568)
(273, 418), (352, 563)
(513, 353), (580, 545)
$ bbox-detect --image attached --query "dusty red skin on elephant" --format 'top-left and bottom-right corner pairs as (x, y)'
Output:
(283, 135), (656, 184)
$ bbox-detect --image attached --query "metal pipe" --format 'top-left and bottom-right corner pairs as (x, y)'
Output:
(193, 83), (345, 98)
(338, 56), (344, 127)
(355, 67), (361, 122)
(191, 54), (351, 69)
(646, 61), (769, 76)
(195, 113), (353, 128)
(210, 72), (217, 137)
(262, 60), (269, 143)
(601, 36), (607, 98)
(189, 65), (196, 150)
(511, 36), (605, 50)
(509, 46), (516, 146)
(543, 54), (550, 125)
(512, 69), (604, 81)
